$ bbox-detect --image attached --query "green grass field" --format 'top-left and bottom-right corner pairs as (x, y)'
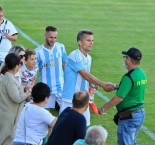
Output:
(1, 0), (155, 144)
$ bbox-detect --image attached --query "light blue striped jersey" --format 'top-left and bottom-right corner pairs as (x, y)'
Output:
(35, 42), (67, 94)
(62, 49), (92, 101)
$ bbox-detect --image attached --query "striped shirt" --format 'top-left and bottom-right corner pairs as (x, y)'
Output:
(62, 49), (92, 101)
(35, 42), (67, 94)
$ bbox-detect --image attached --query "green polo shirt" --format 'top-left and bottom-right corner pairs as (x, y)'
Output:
(116, 67), (147, 112)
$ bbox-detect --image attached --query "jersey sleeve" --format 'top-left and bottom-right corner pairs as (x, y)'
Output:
(35, 48), (42, 70)
(61, 44), (67, 62)
(7, 20), (18, 35)
(67, 51), (85, 72)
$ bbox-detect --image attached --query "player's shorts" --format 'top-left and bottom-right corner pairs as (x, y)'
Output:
(44, 93), (62, 109)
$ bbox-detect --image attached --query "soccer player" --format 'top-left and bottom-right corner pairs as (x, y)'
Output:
(36, 26), (67, 110)
(60, 30), (115, 126)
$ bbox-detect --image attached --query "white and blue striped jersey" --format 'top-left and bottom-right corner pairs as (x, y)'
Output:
(35, 42), (67, 94)
(62, 49), (92, 101)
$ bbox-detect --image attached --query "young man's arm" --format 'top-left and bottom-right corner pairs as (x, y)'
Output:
(79, 69), (114, 92)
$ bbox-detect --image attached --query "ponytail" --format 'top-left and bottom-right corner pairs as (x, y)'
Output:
(1, 65), (8, 74)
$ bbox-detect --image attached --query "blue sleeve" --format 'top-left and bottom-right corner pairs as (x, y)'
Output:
(67, 58), (85, 72)
(35, 50), (42, 70)
(61, 46), (67, 62)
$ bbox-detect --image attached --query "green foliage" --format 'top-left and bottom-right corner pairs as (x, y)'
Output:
(1, 0), (155, 144)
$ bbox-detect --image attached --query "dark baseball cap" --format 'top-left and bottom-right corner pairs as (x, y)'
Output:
(122, 47), (142, 60)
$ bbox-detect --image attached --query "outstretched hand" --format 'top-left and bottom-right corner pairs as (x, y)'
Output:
(98, 107), (106, 115)
(102, 82), (115, 92)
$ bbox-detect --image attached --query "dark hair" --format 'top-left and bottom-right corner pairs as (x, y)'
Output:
(45, 26), (57, 32)
(32, 82), (50, 103)
(25, 49), (36, 61)
(72, 90), (89, 108)
(77, 30), (93, 41)
(0, 6), (3, 12)
(1, 53), (21, 74)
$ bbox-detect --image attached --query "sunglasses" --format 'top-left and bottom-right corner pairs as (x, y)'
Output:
(123, 55), (129, 59)
(20, 54), (25, 59)
(19, 61), (23, 66)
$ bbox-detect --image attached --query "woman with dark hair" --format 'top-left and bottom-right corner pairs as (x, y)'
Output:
(0, 53), (31, 145)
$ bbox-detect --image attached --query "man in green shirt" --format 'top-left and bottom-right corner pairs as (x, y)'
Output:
(98, 47), (147, 145)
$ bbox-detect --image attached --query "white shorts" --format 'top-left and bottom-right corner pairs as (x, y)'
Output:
(60, 100), (90, 126)
(44, 93), (62, 109)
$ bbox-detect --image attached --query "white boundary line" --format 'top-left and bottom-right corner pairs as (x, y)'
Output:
(15, 27), (40, 47)
(16, 26), (155, 141)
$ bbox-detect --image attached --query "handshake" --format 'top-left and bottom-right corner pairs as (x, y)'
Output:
(101, 82), (119, 92)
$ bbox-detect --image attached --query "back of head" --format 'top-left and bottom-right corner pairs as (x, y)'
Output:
(72, 90), (89, 108)
(25, 49), (36, 61)
(45, 26), (57, 32)
(85, 125), (108, 145)
(32, 82), (50, 103)
(1, 53), (21, 74)
(77, 30), (93, 41)
(8, 45), (25, 55)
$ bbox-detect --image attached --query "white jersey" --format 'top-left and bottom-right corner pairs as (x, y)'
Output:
(0, 19), (18, 61)
(13, 103), (55, 145)
(21, 64), (38, 86)
(35, 42), (67, 94)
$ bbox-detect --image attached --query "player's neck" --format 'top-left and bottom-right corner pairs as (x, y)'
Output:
(79, 48), (87, 57)
(44, 43), (54, 50)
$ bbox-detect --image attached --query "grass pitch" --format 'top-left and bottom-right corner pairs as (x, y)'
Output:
(1, 0), (155, 144)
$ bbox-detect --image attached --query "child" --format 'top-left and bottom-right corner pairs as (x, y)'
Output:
(21, 49), (38, 102)
(12, 82), (57, 145)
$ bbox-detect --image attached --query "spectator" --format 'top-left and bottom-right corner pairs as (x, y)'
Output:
(46, 90), (89, 145)
(36, 26), (67, 110)
(0, 53), (31, 145)
(73, 125), (108, 145)
(0, 45), (25, 83)
(98, 47), (147, 145)
(0, 6), (18, 65)
(12, 82), (57, 145)
(21, 49), (38, 103)
(8, 45), (26, 83)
